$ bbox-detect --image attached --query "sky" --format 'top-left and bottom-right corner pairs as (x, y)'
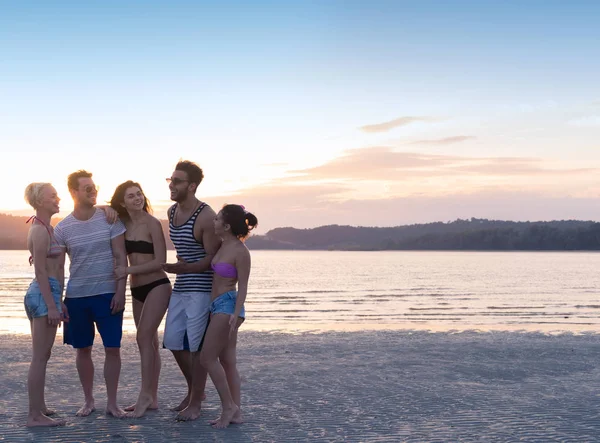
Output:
(1, 0), (600, 232)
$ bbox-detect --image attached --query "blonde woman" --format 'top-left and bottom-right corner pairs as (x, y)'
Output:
(23, 183), (67, 427)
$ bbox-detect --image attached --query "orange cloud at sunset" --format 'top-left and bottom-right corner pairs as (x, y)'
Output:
(188, 147), (600, 231)
(408, 136), (477, 146)
(358, 116), (441, 133)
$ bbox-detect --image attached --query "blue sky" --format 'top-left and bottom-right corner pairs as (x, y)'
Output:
(1, 1), (600, 230)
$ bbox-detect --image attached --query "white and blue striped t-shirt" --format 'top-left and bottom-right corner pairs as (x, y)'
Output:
(54, 209), (126, 298)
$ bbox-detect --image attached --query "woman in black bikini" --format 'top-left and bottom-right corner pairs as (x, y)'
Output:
(110, 180), (171, 418)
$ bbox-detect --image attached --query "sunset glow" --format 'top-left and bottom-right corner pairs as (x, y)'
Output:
(2, 1), (600, 231)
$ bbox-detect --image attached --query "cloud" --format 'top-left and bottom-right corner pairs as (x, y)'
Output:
(408, 136), (476, 146)
(30, 146), (600, 232)
(568, 115), (600, 127)
(286, 147), (595, 182)
(359, 116), (440, 133)
(287, 148), (455, 181)
(180, 147), (599, 230)
(193, 188), (600, 232)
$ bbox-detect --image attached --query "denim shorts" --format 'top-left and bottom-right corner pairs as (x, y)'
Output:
(24, 277), (63, 320)
(210, 290), (245, 319)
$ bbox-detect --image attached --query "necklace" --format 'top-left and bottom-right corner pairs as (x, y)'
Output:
(175, 199), (200, 224)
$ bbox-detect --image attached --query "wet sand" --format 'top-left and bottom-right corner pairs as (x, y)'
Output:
(1, 330), (600, 442)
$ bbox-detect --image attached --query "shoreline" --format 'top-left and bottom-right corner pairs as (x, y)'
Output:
(3, 322), (600, 337)
(2, 330), (600, 441)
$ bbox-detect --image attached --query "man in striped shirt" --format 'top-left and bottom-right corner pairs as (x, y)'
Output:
(163, 160), (221, 421)
(54, 170), (128, 418)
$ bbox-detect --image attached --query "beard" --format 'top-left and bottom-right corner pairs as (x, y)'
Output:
(171, 188), (188, 203)
(79, 196), (96, 208)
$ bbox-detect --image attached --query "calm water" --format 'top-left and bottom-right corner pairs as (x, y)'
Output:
(1, 250), (599, 334)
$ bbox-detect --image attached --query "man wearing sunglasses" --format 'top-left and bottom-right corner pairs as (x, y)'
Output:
(54, 170), (128, 418)
(162, 160), (221, 421)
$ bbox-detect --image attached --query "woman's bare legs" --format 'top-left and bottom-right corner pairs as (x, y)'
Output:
(217, 319), (244, 424)
(26, 317), (66, 427)
(151, 330), (161, 409)
(124, 299), (143, 412)
(127, 285), (171, 418)
(199, 314), (239, 429)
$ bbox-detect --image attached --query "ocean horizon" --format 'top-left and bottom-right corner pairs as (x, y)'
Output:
(1, 249), (599, 335)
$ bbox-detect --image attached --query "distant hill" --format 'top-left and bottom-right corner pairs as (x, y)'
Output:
(245, 218), (600, 251)
(0, 213), (174, 250)
(0, 213), (34, 249)
(3, 213), (600, 251)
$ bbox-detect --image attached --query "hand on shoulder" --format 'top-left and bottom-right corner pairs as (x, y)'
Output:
(98, 205), (119, 224)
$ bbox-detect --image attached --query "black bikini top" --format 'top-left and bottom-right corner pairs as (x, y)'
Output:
(125, 239), (154, 255)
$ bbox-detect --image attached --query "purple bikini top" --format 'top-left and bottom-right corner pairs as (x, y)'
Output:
(211, 262), (237, 279)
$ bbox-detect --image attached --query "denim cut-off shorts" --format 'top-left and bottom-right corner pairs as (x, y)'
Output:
(210, 290), (245, 319)
(24, 277), (63, 320)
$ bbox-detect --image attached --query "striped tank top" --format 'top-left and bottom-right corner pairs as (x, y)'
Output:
(169, 202), (213, 293)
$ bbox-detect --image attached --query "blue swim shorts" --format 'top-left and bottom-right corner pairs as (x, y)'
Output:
(63, 293), (123, 349)
(24, 277), (63, 321)
(210, 290), (245, 319)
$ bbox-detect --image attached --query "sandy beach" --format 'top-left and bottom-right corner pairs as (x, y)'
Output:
(1, 330), (600, 442)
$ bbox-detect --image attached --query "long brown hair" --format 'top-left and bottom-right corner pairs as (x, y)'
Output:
(109, 180), (153, 221)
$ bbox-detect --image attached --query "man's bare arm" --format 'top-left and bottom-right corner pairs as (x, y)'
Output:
(110, 234), (127, 314)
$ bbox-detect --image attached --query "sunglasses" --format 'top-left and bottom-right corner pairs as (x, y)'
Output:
(166, 177), (189, 186)
(80, 185), (99, 194)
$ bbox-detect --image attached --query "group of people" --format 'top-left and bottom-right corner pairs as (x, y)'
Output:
(23, 160), (258, 429)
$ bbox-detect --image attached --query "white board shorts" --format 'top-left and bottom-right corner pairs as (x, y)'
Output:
(163, 291), (211, 352)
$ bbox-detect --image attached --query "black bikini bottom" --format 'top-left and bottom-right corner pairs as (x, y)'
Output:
(131, 278), (171, 303)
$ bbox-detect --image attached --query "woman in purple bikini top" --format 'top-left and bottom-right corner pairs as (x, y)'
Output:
(202, 204), (259, 429)
(211, 262), (238, 279)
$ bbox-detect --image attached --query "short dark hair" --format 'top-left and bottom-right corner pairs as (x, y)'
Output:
(67, 170), (92, 191)
(221, 204), (258, 240)
(175, 160), (204, 186)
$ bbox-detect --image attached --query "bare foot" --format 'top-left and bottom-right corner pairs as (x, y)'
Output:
(170, 394), (190, 412)
(124, 401), (158, 412)
(211, 405), (239, 429)
(176, 403), (202, 421)
(76, 402), (96, 417)
(170, 392), (206, 412)
(231, 408), (244, 424)
(105, 405), (126, 418)
(42, 407), (56, 416)
(26, 414), (67, 427)
(126, 394), (155, 418)
(211, 414), (243, 424)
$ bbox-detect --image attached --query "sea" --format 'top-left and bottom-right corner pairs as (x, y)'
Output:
(1, 250), (599, 335)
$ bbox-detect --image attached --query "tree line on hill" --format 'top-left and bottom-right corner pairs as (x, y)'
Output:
(0, 213), (174, 250)
(244, 218), (600, 250)
(2, 213), (599, 251)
